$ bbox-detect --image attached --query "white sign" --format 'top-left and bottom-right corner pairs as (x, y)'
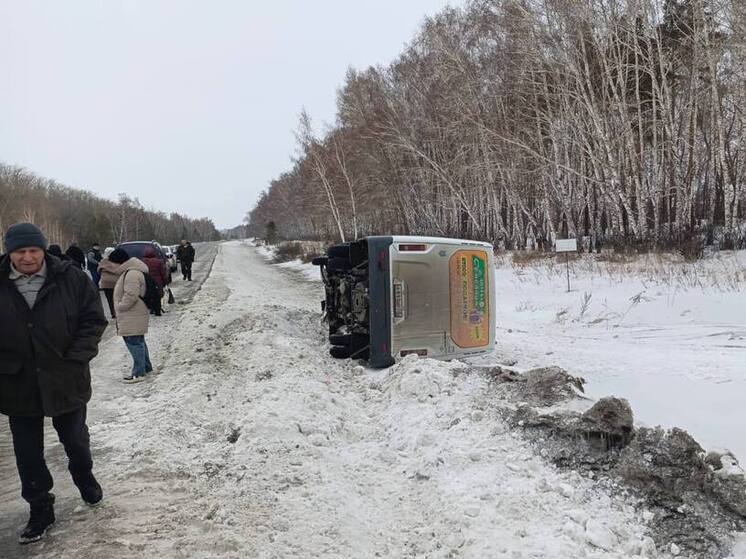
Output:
(555, 239), (577, 253)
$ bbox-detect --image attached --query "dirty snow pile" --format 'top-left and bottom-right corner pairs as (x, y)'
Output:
(477, 364), (746, 558)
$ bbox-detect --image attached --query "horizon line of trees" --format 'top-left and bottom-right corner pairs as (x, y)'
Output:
(248, 0), (746, 251)
(0, 164), (222, 250)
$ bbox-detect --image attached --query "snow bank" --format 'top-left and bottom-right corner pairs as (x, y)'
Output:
(371, 356), (655, 558)
(493, 250), (746, 461)
(483, 363), (746, 558)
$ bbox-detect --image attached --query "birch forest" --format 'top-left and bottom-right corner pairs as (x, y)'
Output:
(0, 165), (221, 249)
(248, 0), (746, 252)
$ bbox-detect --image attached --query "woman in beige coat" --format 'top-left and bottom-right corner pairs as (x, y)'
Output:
(109, 249), (152, 383)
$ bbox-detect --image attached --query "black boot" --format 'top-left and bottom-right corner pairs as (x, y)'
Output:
(77, 473), (103, 506)
(19, 493), (55, 544)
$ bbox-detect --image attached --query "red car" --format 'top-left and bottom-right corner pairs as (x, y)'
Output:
(116, 241), (171, 286)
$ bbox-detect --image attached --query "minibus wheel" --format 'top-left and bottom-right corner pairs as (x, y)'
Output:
(327, 257), (351, 271)
(327, 244), (351, 259)
(329, 334), (350, 346)
(329, 346), (351, 359)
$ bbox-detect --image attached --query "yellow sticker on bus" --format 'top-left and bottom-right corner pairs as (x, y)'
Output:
(449, 249), (489, 348)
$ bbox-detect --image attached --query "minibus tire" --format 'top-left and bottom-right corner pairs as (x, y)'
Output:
(329, 333), (351, 346)
(327, 257), (351, 271)
(327, 244), (351, 259)
(329, 346), (351, 359)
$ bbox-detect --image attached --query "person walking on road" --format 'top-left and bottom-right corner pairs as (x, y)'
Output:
(86, 242), (103, 287)
(0, 223), (108, 545)
(176, 239), (195, 281)
(98, 247), (121, 319)
(109, 248), (153, 382)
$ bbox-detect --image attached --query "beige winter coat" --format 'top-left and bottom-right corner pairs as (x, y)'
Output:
(113, 258), (150, 336)
(98, 258), (122, 289)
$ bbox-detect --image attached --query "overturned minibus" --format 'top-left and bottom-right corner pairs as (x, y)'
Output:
(312, 236), (496, 368)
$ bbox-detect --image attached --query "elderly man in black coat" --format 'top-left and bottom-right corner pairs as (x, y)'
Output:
(0, 223), (108, 544)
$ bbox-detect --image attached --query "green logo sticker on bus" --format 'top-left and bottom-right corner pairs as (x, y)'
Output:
(449, 250), (489, 348)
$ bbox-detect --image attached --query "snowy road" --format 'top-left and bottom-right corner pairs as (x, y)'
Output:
(0, 242), (701, 558)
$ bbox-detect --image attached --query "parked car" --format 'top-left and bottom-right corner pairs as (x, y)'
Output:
(117, 240), (171, 284)
(312, 236), (496, 368)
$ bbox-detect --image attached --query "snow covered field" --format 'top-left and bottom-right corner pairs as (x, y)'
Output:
(1, 242), (744, 558)
(487, 251), (746, 462)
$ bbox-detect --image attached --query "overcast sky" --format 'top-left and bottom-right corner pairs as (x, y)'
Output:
(0, 1), (458, 229)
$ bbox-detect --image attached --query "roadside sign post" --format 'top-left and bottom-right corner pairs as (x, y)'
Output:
(555, 238), (577, 292)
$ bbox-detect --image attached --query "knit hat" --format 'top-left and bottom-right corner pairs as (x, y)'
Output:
(108, 248), (129, 264)
(48, 244), (64, 257)
(3, 222), (48, 253)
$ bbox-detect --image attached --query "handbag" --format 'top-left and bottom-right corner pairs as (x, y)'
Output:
(167, 287), (175, 304)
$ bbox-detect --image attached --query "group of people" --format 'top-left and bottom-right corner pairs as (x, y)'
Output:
(46, 241), (93, 272)
(100, 245), (169, 319)
(45, 240), (196, 320)
(0, 222), (197, 545)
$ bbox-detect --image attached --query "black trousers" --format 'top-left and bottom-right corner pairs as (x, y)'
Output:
(102, 287), (115, 318)
(8, 406), (93, 504)
(181, 261), (192, 280)
(152, 290), (163, 316)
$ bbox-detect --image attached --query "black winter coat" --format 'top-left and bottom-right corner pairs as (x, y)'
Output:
(177, 244), (195, 264)
(0, 254), (107, 417)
